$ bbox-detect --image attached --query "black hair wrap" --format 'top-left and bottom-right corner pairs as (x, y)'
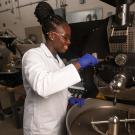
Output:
(34, 1), (55, 24)
(34, 1), (67, 38)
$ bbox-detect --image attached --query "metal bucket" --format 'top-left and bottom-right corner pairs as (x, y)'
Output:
(66, 98), (135, 135)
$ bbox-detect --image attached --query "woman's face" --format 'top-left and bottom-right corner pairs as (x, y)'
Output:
(51, 23), (71, 54)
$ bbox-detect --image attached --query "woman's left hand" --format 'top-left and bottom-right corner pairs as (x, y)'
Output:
(68, 97), (85, 107)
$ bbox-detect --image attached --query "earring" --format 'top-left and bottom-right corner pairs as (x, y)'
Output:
(51, 38), (54, 41)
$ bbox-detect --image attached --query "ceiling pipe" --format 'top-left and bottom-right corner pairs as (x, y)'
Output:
(0, 0), (48, 13)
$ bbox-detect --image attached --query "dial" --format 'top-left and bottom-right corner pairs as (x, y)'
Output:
(115, 54), (127, 66)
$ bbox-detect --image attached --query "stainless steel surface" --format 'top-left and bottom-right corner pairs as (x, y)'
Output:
(97, 86), (135, 101)
(0, 70), (19, 75)
(66, 98), (135, 135)
(108, 116), (119, 135)
(94, 83), (135, 101)
(115, 54), (127, 66)
(108, 26), (135, 53)
(104, 1), (135, 103)
(109, 74), (127, 92)
(94, 73), (135, 101)
(116, 4), (129, 26)
(122, 4), (129, 26)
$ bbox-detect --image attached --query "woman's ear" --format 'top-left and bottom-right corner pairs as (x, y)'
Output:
(48, 32), (55, 41)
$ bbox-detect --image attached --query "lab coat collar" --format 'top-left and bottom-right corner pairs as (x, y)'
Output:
(40, 43), (54, 58)
(40, 43), (63, 65)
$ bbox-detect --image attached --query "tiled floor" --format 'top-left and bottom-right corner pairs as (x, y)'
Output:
(0, 117), (23, 135)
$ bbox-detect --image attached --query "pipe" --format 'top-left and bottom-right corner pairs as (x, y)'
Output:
(108, 116), (119, 135)
(0, 0), (48, 13)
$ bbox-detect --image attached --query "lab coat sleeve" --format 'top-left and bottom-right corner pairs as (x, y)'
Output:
(22, 50), (81, 98)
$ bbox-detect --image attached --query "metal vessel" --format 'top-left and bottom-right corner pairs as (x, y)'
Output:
(66, 98), (135, 135)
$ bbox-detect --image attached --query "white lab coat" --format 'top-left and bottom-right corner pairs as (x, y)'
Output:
(22, 43), (81, 135)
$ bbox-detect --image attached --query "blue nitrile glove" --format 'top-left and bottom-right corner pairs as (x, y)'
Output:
(68, 97), (85, 107)
(78, 53), (98, 69)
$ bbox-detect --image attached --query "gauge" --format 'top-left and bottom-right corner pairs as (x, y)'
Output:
(115, 54), (127, 66)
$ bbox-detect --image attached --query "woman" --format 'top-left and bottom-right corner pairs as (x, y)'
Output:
(22, 2), (98, 135)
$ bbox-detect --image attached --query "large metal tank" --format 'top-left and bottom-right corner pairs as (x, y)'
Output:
(66, 98), (135, 135)
(0, 36), (22, 86)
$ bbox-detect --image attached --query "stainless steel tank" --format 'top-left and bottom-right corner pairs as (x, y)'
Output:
(66, 98), (135, 135)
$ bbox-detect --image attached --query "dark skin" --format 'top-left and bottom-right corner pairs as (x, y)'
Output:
(46, 23), (80, 70)
(46, 23), (71, 55)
